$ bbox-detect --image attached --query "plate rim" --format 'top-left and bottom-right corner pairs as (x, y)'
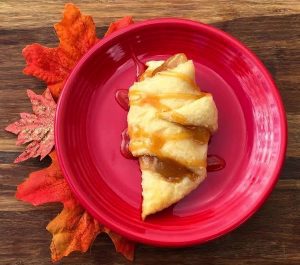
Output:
(55, 18), (287, 246)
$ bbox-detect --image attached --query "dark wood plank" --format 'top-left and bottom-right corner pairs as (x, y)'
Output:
(1, 1), (300, 264)
(0, 187), (299, 265)
(2, 0), (300, 29)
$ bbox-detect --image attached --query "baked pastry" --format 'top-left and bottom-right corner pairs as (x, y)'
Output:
(127, 53), (218, 219)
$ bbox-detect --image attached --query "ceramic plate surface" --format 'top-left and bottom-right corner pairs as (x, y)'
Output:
(55, 19), (287, 246)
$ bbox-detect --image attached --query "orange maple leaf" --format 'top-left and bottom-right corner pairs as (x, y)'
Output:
(16, 151), (73, 206)
(22, 3), (133, 99)
(16, 151), (135, 261)
(22, 3), (98, 99)
(103, 227), (135, 261)
(47, 205), (101, 262)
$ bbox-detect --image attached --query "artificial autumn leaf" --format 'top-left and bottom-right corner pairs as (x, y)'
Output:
(6, 88), (56, 163)
(103, 227), (135, 261)
(47, 205), (101, 262)
(22, 45), (70, 100)
(16, 151), (135, 261)
(12, 3), (136, 262)
(105, 16), (134, 36)
(23, 3), (99, 99)
(22, 3), (134, 99)
(16, 151), (73, 206)
(16, 151), (98, 261)
(47, 205), (135, 262)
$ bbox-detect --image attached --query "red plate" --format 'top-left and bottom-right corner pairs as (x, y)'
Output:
(55, 19), (287, 246)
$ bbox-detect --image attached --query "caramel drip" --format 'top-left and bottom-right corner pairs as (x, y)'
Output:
(169, 112), (187, 124)
(132, 93), (171, 112)
(158, 93), (203, 100)
(129, 91), (206, 113)
(139, 71), (153, 81)
(157, 71), (198, 89)
(128, 127), (166, 156)
(130, 91), (204, 100)
(189, 126), (211, 143)
(129, 126), (209, 146)
(129, 126), (209, 169)
(140, 156), (200, 183)
(140, 53), (188, 81)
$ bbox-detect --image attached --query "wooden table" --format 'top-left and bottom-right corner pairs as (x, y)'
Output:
(1, 1), (299, 264)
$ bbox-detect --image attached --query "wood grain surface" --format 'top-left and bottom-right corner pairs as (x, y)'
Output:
(1, 1), (300, 264)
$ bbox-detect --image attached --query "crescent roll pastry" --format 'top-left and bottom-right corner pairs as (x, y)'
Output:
(127, 53), (218, 219)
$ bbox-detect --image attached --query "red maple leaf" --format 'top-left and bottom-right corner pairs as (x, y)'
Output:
(22, 3), (99, 99)
(5, 88), (56, 163)
(22, 4), (133, 99)
(105, 16), (134, 36)
(17, 151), (135, 261)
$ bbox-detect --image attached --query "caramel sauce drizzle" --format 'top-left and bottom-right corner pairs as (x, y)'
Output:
(128, 54), (212, 182)
(169, 112), (187, 124)
(130, 90), (205, 100)
(130, 92), (171, 112)
(140, 156), (200, 183)
(129, 125), (209, 171)
(157, 71), (199, 90)
(129, 90), (207, 114)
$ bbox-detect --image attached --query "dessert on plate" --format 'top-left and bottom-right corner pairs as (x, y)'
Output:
(127, 53), (218, 219)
